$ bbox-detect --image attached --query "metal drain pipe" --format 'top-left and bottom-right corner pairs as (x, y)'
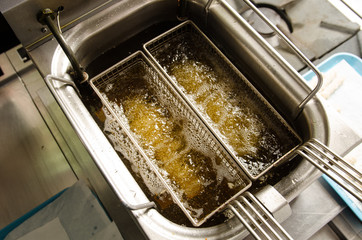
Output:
(38, 8), (88, 83)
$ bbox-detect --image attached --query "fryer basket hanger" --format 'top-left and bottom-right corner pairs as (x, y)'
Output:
(206, 0), (324, 118)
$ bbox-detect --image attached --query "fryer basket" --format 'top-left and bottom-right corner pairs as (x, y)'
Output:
(144, 20), (302, 179)
(89, 51), (251, 226)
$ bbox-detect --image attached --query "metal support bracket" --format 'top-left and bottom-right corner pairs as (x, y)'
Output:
(296, 138), (362, 202)
(229, 192), (293, 240)
(209, 0), (323, 116)
(45, 75), (81, 97)
(241, 0), (323, 114)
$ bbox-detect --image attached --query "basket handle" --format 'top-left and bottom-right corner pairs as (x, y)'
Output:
(45, 75), (157, 211)
(227, 0), (323, 113)
(229, 192), (293, 240)
(295, 138), (362, 202)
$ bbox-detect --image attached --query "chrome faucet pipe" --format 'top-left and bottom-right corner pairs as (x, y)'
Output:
(38, 8), (88, 83)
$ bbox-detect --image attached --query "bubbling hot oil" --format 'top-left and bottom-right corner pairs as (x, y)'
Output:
(153, 33), (298, 177)
(171, 60), (263, 157)
(98, 61), (247, 222)
(83, 23), (301, 226)
(123, 95), (203, 199)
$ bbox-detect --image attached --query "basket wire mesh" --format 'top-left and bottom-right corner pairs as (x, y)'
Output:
(89, 51), (251, 226)
(144, 20), (302, 180)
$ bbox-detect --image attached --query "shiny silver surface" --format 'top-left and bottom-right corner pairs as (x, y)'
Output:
(22, 0), (359, 239)
(229, 192), (293, 240)
(0, 50), (77, 229)
(254, 185), (292, 223)
(9, 48), (147, 239)
(226, 0), (361, 71)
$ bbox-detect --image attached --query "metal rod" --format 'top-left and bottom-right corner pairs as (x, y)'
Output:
(229, 193), (293, 240)
(234, 200), (273, 240)
(243, 192), (293, 240)
(38, 8), (88, 83)
(229, 203), (262, 240)
(240, 196), (280, 239)
(296, 139), (362, 202)
(304, 141), (361, 182)
(242, 0), (323, 112)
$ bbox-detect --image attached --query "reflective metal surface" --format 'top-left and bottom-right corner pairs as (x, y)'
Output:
(9, 46), (148, 239)
(27, 0), (332, 238)
(227, 0), (361, 71)
(241, 0), (323, 113)
(7, 0), (360, 239)
(0, 50), (77, 229)
(38, 8), (89, 83)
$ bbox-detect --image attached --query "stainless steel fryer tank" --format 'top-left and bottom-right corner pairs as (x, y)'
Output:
(27, 0), (333, 239)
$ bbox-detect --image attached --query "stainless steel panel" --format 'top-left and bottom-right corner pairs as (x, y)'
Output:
(0, 52), (77, 229)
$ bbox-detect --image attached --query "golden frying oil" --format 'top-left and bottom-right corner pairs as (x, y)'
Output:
(152, 32), (299, 177)
(98, 60), (247, 223)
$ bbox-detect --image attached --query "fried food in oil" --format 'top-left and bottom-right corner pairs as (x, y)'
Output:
(123, 96), (203, 199)
(170, 59), (263, 157)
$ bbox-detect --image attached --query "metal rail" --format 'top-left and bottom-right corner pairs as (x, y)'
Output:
(211, 0), (322, 114)
(229, 192), (293, 240)
(296, 138), (362, 202)
(241, 0), (323, 112)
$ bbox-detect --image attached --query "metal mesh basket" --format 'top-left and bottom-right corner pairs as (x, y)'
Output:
(89, 51), (251, 226)
(144, 20), (302, 180)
